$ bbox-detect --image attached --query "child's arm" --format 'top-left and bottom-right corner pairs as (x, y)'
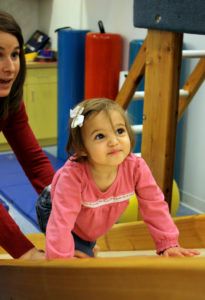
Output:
(46, 166), (82, 259)
(135, 158), (183, 254)
(135, 158), (201, 257)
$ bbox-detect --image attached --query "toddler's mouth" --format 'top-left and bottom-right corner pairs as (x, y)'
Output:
(108, 149), (121, 155)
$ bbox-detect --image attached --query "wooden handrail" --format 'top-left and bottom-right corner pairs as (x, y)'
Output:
(115, 39), (146, 109)
(178, 58), (205, 120)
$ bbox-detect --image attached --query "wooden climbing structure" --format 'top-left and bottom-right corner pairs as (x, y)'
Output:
(116, 0), (205, 207)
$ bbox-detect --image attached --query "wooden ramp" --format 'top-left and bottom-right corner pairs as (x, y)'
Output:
(1, 214), (205, 300)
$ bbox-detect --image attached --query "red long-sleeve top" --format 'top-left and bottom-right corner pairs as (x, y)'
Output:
(0, 101), (55, 258)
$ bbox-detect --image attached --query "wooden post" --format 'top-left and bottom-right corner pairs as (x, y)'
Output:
(141, 30), (183, 206)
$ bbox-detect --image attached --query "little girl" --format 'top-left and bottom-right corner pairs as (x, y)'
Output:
(45, 98), (199, 259)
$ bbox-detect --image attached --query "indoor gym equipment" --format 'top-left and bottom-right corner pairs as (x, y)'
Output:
(57, 28), (89, 161)
(0, 152), (64, 227)
(85, 21), (123, 100)
(127, 39), (144, 153)
(116, 0), (205, 208)
(0, 1), (205, 299)
(1, 214), (205, 299)
(118, 180), (179, 223)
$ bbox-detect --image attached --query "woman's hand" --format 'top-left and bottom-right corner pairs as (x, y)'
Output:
(19, 247), (45, 260)
(162, 247), (200, 257)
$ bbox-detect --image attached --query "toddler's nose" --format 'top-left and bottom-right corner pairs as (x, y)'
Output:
(108, 135), (119, 146)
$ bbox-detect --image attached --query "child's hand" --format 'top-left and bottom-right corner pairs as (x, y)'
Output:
(93, 244), (100, 257)
(74, 250), (90, 258)
(162, 247), (200, 257)
(74, 244), (100, 258)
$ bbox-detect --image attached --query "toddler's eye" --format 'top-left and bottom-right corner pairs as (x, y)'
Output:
(116, 127), (126, 135)
(95, 133), (104, 140)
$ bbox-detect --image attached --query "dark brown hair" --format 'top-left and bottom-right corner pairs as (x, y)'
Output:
(0, 10), (26, 118)
(66, 98), (135, 161)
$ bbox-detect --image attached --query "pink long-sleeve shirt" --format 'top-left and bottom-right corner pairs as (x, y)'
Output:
(46, 153), (179, 259)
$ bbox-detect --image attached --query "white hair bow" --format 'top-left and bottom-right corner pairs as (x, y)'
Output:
(70, 105), (84, 128)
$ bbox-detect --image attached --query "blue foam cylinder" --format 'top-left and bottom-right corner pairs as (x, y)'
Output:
(57, 29), (89, 160)
(128, 40), (144, 153)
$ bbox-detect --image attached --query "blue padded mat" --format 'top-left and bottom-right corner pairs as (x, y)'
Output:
(0, 151), (64, 228)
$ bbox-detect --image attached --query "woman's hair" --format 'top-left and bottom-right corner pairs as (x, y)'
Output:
(0, 10), (26, 118)
(66, 98), (135, 161)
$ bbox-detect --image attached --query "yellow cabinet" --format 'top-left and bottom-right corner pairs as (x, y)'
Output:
(0, 63), (57, 151)
(0, 132), (7, 146)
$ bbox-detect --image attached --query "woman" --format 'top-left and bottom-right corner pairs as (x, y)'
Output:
(0, 10), (55, 259)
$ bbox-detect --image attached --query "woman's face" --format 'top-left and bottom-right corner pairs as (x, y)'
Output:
(0, 31), (20, 98)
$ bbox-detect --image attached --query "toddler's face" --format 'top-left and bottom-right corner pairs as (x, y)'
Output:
(81, 109), (131, 169)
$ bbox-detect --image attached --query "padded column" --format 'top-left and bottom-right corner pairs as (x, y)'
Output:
(85, 33), (123, 100)
(128, 40), (144, 153)
(57, 29), (89, 160)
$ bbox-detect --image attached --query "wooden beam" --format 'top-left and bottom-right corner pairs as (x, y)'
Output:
(178, 57), (205, 120)
(1, 215), (205, 300)
(115, 39), (146, 109)
(1, 215), (204, 255)
(1, 255), (205, 300)
(1, 256), (205, 300)
(98, 214), (205, 251)
(141, 30), (183, 206)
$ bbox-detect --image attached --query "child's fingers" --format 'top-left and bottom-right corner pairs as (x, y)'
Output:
(183, 249), (200, 256)
(177, 248), (200, 256)
(74, 250), (90, 258)
(163, 250), (184, 257)
(163, 247), (200, 257)
(190, 249), (200, 255)
(93, 244), (100, 257)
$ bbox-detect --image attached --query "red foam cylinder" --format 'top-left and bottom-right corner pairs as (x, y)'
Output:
(85, 33), (123, 100)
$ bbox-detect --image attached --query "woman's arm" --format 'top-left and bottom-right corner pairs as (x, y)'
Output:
(3, 101), (55, 194)
(0, 101), (55, 257)
(0, 204), (34, 258)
